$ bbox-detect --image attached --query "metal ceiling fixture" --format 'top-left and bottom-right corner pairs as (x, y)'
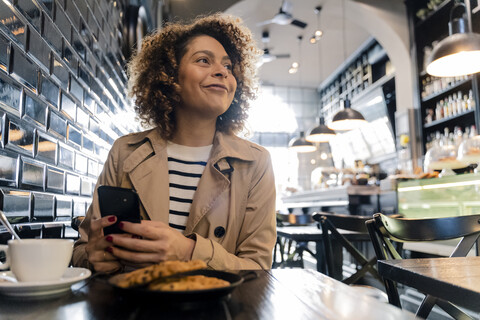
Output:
(257, 0), (308, 29)
(426, 0), (480, 77)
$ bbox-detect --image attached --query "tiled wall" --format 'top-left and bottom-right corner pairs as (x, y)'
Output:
(0, 0), (138, 241)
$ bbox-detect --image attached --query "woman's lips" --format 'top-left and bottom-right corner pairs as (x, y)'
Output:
(204, 84), (228, 92)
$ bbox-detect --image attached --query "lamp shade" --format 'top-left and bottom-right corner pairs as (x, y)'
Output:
(426, 9), (480, 77)
(426, 32), (480, 77)
(328, 100), (366, 131)
(306, 117), (336, 142)
(289, 131), (316, 153)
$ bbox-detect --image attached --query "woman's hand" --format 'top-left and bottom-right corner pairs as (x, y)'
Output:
(85, 215), (123, 273)
(103, 220), (196, 264)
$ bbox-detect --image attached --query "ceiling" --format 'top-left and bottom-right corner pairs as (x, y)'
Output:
(164, 0), (377, 89)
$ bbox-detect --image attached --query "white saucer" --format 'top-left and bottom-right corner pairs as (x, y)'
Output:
(0, 267), (91, 297)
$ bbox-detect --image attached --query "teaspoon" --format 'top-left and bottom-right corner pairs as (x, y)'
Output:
(0, 211), (21, 241)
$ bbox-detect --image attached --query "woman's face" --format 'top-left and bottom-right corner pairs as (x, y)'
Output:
(177, 35), (237, 120)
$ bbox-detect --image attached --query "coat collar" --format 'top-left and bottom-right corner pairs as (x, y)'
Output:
(124, 128), (256, 169)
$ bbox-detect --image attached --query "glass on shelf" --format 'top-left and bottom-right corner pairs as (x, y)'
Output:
(458, 135), (480, 173)
(424, 144), (467, 176)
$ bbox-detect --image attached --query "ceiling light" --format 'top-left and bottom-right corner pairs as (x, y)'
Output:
(288, 67), (298, 74)
(289, 131), (317, 153)
(315, 30), (323, 39)
(306, 117), (336, 142)
(310, 36), (316, 44)
(426, 0), (480, 77)
(328, 99), (367, 131)
(292, 62), (299, 68)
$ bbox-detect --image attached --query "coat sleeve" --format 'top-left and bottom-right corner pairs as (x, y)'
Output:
(190, 149), (277, 270)
(72, 140), (121, 269)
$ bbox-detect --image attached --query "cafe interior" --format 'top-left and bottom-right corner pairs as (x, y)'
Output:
(0, 0), (479, 319)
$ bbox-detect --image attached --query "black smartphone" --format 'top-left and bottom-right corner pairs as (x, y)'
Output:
(98, 185), (141, 235)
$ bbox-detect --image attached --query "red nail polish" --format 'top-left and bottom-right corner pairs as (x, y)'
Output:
(105, 236), (113, 242)
(106, 247), (113, 253)
(118, 222), (124, 229)
(108, 216), (116, 222)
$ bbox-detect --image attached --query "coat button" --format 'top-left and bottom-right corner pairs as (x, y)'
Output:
(214, 226), (225, 238)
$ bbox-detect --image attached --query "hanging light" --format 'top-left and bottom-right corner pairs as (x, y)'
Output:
(306, 117), (336, 142)
(426, 0), (480, 77)
(328, 99), (366, 131)
(289, 131), (316, 153)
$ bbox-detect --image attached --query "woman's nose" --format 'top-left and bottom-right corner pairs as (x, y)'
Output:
(213, 64), (228, 78)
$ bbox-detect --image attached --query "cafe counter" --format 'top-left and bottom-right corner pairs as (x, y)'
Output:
(281, 185), (397, 216)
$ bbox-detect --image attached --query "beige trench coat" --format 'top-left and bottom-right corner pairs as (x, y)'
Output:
(73, 128), (276, 270)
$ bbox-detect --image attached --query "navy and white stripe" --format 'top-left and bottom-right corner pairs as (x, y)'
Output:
(167, 142), (212, 233)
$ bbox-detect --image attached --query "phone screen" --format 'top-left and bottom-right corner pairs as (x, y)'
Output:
(98, 185), (141, 235)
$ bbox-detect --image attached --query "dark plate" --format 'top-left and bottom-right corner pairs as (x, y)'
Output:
(108, 269), (245, 302)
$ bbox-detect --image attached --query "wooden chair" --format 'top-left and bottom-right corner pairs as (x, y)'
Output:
(312, 212), (383, 284)
(366, 213), (480, 320)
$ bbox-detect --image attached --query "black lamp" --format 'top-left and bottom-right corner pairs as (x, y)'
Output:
(426, 0), (480, 77)
(328, 99), (366, 131)
(289, 131), (316, 153)
(306, 117), (336, 142)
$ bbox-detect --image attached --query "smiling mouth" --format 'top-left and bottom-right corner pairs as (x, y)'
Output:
(204, 84), (228, 91)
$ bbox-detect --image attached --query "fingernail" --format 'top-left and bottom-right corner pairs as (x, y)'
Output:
(105, 236), (113, 242)
(106, 247), (113, 253)
(108, 216), (116, 222)
(118, 222), (124, 229)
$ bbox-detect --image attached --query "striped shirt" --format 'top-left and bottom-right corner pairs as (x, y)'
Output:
(166, 141), (212, 233)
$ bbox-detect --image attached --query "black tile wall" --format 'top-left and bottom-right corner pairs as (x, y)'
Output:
(11, 44), (38, 91)
(0, 2), (27, 47)
(23, 92), (47, 127)
(0, 0), (138, 227)
(28, 27), (51, 70)
(40, 74), (58, 107)
(0, 33), (9, 70)
(15, 0), (42, 32)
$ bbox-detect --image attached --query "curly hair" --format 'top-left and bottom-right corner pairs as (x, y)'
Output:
(127, 14), (260, 139)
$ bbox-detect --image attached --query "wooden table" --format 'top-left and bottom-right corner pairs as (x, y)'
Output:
(0, 269), (415, 320)
(276, 225), (370, 279)
(378, 256), (480, 313)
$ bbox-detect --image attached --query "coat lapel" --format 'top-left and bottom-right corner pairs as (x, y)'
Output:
(122, 130), (170, 224)
(184, 132), (254, 234)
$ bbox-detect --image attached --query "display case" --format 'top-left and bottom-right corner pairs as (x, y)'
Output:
(397, 173), (480, 218)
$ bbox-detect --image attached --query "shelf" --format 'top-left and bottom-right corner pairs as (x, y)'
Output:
(421, 78), (472, 103)
(423, 109), (475, 129)
(415, 0), (451, 28)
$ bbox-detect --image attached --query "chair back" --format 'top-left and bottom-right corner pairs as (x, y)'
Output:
(366, 213), (480, 316)
(313, 212), (371, 232)
(376, 213), (480, 242)
(312, 212), (382, 284)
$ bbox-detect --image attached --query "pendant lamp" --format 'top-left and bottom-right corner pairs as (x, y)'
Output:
(328, 99), (366, 131)
(306, 117), (336, 142)
(426, 0), (480, 77)
(289, 131), (316, 153)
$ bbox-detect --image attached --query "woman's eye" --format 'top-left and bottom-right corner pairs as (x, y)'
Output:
(197, 58), (209, 64)
(225, 64), (233, 71)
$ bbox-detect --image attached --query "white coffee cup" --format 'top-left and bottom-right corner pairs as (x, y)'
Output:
(0, 239), (74, 282)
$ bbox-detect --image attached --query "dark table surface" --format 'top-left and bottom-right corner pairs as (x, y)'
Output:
(0, 268), (415, 320)
(378, 256), (480, 313)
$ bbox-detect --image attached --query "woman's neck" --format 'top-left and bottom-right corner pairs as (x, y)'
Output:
(171, 117), (216, 147)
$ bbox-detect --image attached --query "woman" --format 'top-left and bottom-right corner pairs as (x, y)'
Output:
(73, 14), (276, 273)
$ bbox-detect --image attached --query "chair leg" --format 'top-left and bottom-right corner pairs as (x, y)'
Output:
(384, 279), (402, 308)
(416, 295), (437, 319)
(436, 299), (474, 320)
